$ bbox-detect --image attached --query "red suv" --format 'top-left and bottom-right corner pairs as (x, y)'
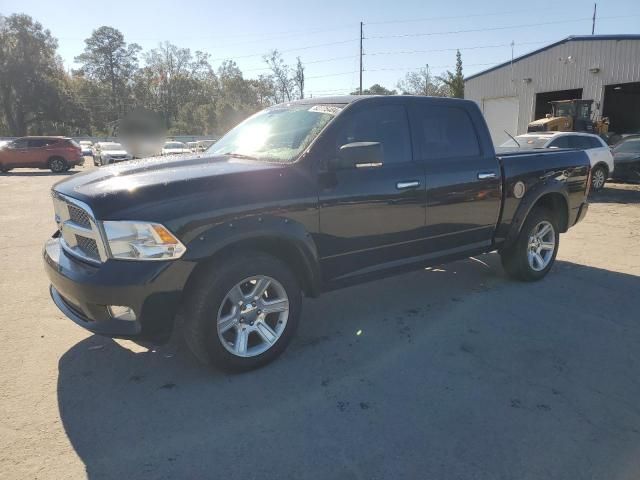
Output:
(0, 136), (84, 173)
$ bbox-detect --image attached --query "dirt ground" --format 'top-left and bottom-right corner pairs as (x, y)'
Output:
(1, 163), (639, 479)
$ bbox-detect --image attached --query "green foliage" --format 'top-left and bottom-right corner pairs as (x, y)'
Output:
(397, 66), (448, 97)
(350, 84), (397, 95)
(0, 14), (88, 136)
(438, 50), (464, 98)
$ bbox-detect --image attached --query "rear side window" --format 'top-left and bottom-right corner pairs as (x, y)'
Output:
(28, 139), (48, 148)
(412, 105), (480, 159)
(587, 137), (604, 148)
(548, 136), (571, 149)
(569, 136), (593, 150)
(336, 104), (412, 164)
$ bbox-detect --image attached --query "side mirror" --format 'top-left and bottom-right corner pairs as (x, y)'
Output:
(330, 142), (384, 169)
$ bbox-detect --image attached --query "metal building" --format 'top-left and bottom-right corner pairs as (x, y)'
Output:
(464, 35), (640, 145)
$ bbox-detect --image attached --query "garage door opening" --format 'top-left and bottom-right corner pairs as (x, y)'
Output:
(603, 82), (640, 134)
(534, 89), (583, 120)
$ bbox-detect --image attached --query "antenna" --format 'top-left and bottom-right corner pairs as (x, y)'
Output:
(592, 3), (597, 35)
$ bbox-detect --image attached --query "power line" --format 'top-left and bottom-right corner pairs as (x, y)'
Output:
(243, 55), (358, 73)
(366, 15), (640, 40)
(364, 8), (549, 26)
(209, 38), (358, 62)
(366, 40), (553, 57)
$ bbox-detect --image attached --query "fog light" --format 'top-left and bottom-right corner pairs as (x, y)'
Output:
(107, 305), (136, 321)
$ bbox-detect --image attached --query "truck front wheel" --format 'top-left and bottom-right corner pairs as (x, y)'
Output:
(500, 207), (559, 281)
(183, 253), (302, 371)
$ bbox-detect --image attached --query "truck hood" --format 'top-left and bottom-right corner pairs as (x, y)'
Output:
(53, 153), (282, 218)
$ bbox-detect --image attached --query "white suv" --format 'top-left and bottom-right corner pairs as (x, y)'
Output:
(498, 132), (614, 191)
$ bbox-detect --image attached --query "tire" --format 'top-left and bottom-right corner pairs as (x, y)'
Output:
(591, 165), (607, 191)
(500, 207), (559, 282)
(183, 252), (302, 371)
(48, 157), (67, 173)
(0, 166), (10, 173)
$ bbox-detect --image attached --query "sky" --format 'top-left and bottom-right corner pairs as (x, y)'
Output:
(2, 0), (639, 96)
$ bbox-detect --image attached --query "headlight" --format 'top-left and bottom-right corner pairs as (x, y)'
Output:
(102, 221), (186, 260)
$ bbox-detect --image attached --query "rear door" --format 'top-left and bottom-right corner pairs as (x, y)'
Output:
(317, 101), (427, 281)
(409, 99), (502, 252)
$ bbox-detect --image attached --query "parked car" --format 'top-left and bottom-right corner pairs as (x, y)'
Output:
(0, 136), (84, 173)
(161, 141), (192, 155)
(78, 141), (94, 158)
(497, 131), (614, 191)
(43, 96), (590, 371)
(95, 142), (131, 166)
(187, 141), (199, 152)
(610, 135), (640, 183)
(196, 139), (216, 152)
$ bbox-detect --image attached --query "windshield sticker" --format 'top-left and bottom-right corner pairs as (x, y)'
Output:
(308, 105), (343, 116)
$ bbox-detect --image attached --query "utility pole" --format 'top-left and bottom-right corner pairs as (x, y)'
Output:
(359, 21), (363, 95)
(592, 3), (597, 35)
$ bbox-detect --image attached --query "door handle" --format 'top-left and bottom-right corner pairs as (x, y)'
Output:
(477, 172), (497, 180)
(396, 180), (421, 190)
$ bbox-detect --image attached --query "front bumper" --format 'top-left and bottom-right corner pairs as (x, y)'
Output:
(44, 236), (195, 340)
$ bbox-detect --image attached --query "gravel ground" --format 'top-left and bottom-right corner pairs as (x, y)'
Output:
(1, 163), (639, 479)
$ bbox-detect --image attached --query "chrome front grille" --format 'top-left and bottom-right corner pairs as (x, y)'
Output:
(52, 192), (107, 264)
(75, 235), (100, 260)
(67, 204), (91, 228)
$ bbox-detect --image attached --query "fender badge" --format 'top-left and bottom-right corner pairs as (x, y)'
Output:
(513, 181), (526, 199)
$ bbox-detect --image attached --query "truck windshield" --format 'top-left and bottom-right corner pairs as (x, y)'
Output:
(208, 104), (344, 163)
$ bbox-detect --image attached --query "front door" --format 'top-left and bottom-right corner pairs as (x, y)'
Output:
(316, 102), (427, 282)
(6, 138), (32, 168)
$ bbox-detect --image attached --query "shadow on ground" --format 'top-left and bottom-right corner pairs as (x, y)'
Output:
(57, 254), (640, 479)
(590, 183), (640, 204)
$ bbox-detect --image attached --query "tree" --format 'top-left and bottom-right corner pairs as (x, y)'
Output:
(438, 50), (464, 98)
(397, 65), (448, 97)
(0, 14), (84, 136)
(74, 26), (141, 121)
(141, 42), (195, 129)
(294, 57), (305, 100)
(264, 50), (295, 103)
(350, 84), (397, 95)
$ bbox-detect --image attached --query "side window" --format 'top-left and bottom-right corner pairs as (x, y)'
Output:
(11, 139), (29, 149)
(412, 105), (480, 159)
(337, 104), (412, 164)
(548, 136), (571, 149)
(588, 137), (604, 149)
(569, 136), (592, 150)
(28, 139), (47, 148)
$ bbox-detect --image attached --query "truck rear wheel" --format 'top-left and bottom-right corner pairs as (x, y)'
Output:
(183, 253), (302, 371)
(500, 207), (559, 281)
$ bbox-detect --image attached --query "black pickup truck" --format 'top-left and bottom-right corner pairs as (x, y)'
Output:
(44, 96), (590, 370)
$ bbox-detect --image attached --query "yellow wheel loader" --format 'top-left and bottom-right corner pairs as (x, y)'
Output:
(527, 99), (609, 135)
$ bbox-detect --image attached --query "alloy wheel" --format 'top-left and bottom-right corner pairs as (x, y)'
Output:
(216, 275), (289, 357)
(527, 220), (556, 271)
(592, 168), (606, 189)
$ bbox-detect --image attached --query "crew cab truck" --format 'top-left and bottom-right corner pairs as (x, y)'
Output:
(43, 96), (590, 371)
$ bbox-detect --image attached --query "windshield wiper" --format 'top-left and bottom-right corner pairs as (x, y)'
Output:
(221, 152), (259, 160)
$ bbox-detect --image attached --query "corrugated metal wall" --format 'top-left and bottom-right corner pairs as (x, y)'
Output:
(465, 39), (640, 135)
